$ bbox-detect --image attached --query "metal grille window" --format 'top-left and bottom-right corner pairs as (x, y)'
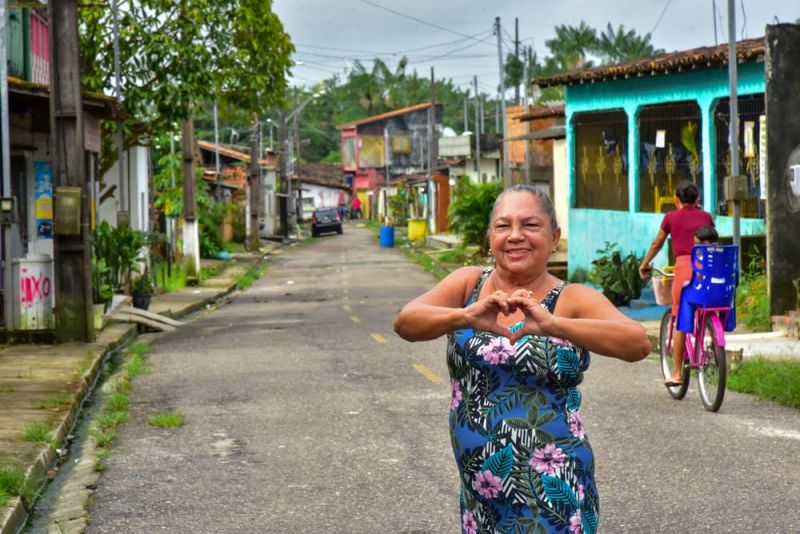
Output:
(573, 110), (628, 211)
(638, 101), (703, 213)
(714, 94), (765, 218)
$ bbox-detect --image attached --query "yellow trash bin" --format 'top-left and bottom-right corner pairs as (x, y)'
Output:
(407, 218), (428, 241)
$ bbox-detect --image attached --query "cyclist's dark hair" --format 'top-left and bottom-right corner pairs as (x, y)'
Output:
(694, 224), (719, 244)
(490, 184), (558, 231)
(675, 181), (699, 205)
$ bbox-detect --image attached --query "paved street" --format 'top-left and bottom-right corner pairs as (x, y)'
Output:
(84, 225), (799, 533)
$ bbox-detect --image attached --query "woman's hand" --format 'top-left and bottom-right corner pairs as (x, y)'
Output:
(506, 289), (556, 343)
(463, 290), (515, 338)
(638, 263), (652, 280)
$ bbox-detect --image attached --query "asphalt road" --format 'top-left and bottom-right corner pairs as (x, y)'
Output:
(86, 224), (800, 533)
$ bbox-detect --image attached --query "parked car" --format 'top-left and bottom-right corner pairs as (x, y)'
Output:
(311, 207), (343, 237)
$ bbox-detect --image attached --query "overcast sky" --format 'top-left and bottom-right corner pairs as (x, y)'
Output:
(274, 0), (798, 95)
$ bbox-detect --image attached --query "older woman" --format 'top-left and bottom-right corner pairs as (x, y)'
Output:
(394, 184), (650, 533)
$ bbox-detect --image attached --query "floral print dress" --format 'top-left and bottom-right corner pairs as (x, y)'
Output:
(447, 269), (597, 534)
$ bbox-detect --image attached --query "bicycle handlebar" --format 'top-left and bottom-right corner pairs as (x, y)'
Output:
(650, 266), (674, 278)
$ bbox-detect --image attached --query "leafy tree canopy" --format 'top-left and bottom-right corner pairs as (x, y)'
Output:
(79, 0), (294, 175)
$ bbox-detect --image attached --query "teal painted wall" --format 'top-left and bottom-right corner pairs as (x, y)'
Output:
(564, 62), (766, 275)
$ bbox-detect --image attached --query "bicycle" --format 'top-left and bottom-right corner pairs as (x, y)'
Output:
(655, 244), (739, 412)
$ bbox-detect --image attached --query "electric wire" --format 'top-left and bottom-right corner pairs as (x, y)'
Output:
(358, 0), (490, 43)
(649, 0), (673, 35)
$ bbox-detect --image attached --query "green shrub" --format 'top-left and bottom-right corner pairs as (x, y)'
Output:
(0, 464), (34, 506)
(588, 242), (645, 306)
(448, 178), (503, 256)
(92, 221), (146, 292)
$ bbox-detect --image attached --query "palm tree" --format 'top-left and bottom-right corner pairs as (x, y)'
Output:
(596, 23), (664, 64)
(545, 21), (598, 71)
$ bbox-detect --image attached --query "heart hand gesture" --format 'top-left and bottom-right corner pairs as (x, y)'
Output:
(463, 290), (516, 338)
(506, 289), (556, 344)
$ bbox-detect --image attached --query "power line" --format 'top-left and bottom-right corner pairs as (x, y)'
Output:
(358, 0), (489, 43)
(295, 29), (493, 58)
(649, 0), (673, 35)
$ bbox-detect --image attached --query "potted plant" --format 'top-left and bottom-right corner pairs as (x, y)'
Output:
(131, 271), (153, 310)
(91, 256), (113, 329)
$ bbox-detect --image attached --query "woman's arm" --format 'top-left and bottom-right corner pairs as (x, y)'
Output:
(394, 267), (510, 342)
(508, 285), (651, 362)
(639, 228), (668, 278)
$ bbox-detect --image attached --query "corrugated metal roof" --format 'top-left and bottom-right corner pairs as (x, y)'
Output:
(336, 102), (438, 130)
(534, 37), (765, 88)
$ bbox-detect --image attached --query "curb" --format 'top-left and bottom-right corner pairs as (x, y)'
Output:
(0, 254), (265, 534)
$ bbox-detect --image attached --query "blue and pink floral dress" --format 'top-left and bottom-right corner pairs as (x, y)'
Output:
(447, 269), (597, 534)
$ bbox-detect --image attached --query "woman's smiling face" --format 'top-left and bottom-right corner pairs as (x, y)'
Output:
(489, 191), (559, 275)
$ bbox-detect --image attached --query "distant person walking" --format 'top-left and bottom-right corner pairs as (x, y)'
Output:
(351, 196), (362, 220)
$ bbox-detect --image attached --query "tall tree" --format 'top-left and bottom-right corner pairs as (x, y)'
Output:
(545, 21), (598, 71)
(596, 23), (664, 64)
(79, 0), (294, 176)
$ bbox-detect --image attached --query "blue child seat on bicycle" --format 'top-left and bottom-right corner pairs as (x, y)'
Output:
(677, 245), (739, 334)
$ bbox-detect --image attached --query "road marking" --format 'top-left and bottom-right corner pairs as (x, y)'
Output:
(413, 364), (444, 384)
(370, 333), (386, 344)
(350, 316), (362, 324)
(342, 304), (351, 311)
(359, 300), (367, 304)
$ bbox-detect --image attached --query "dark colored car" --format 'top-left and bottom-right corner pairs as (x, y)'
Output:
(311, 207), (343, 237)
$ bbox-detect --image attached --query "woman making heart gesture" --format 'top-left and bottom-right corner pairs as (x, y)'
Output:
(394, 184), (650, 533)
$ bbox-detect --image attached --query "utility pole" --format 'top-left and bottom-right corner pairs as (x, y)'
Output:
(463, 96), (468, 133)
(523, 46), (531, 185)
(181, 117), (199, 281)
(49, 0), (93, 341)
(428, 67), (437, 174)
(112, 0), (125, 216)
(278, 110), (290, 237)
(248, 117), (261, 248)
(428, 67), (436, 231)
(514, 17), (520, 105)
(213, 101), (221, 200)
(726, 0), (741, 272)
(0, 0), (17, 328)
(473, 76), (481, 175)
(495, 16), (511, 187)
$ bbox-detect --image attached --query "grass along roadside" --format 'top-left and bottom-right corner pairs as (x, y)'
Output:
(727, 357), (800, 409)
(148, 412), (185, 428)
(90, 341), (151, 473)
(0, 464), (34, 510)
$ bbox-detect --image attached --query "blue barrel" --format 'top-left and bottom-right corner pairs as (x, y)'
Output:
(379, 225), (395, 248)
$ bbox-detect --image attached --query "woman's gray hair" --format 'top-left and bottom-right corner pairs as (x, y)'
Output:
(490, 184), (558, 231)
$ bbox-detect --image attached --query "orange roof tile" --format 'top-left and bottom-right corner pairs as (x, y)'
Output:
(534, 37), (765, 88)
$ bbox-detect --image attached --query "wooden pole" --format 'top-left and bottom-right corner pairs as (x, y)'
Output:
(248, 117), (261, 248)
(49, 0), (93, 341)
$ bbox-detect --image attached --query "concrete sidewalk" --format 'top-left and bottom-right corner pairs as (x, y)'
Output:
(641, 320), (800, 359)
(0, 248), (271, 534)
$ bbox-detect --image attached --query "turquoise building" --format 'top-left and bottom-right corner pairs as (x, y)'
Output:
(535, 38), (767, 275)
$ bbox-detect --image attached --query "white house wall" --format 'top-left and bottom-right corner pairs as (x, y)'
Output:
(100, 145), (150, 233)
(300, 183), (348, 221)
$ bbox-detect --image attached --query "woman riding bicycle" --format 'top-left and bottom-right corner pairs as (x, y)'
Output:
(639, 181), (714, 387)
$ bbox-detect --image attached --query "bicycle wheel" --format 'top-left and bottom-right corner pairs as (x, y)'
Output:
(659, 309), (689, 400)
(698, 315), (727, 412)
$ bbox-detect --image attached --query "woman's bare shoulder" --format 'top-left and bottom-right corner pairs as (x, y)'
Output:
(557, 283), (613, 317)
